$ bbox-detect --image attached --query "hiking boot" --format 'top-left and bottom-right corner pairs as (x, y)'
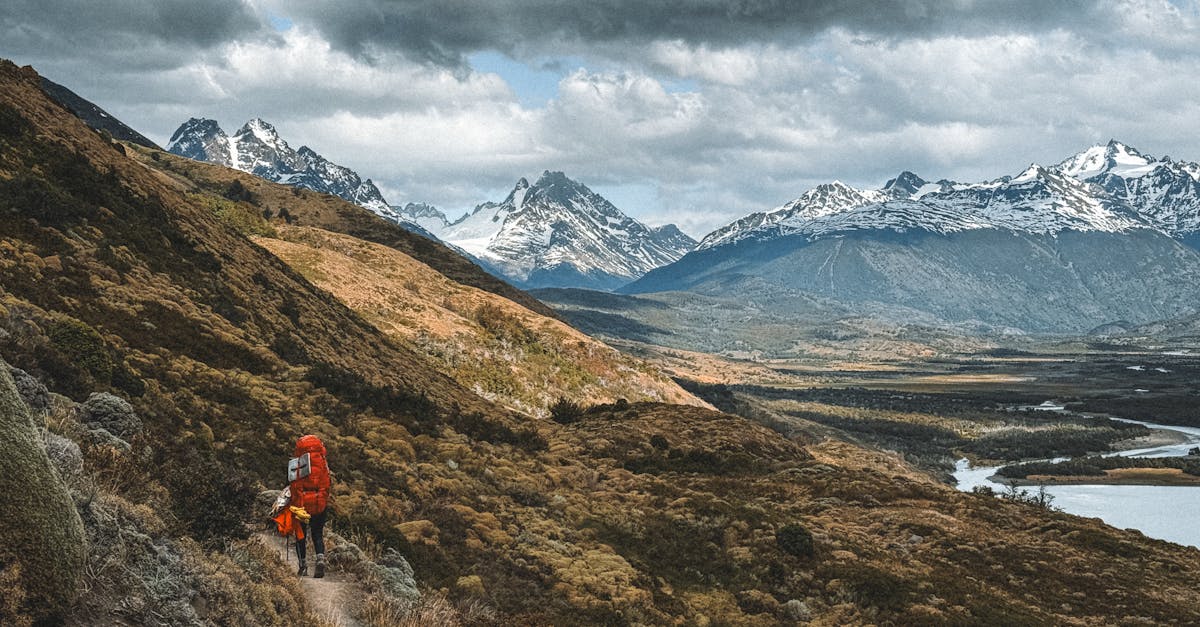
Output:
(314, 554), (326, 578)
(298, 562), (308, 577)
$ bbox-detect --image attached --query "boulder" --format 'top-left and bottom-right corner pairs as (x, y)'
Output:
(43, 432), (83, 484)
(369, 548), (420, 605)
(80, 392), (142, 438)
(0, 363), (86, 620)
(325, 538), (368, 571)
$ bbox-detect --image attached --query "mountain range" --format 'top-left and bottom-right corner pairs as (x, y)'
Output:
(167, 118), (694, 290)
(627, 141), (1200, 333)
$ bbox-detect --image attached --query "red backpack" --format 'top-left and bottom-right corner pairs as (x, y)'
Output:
(289, 435), (331, 514)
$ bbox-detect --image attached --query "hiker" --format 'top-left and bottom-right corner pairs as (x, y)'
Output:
(288, 434), (332, 577)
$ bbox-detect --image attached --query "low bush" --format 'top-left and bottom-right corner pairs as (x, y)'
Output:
(776, 523), (815, 558)
(549, 397), (584, 424)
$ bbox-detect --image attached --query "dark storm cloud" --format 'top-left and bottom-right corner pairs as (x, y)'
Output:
(279, 0), (1097, 65)
(0, 0), (262, 63)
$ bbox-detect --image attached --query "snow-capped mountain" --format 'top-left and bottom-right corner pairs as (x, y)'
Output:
(697, 161), (1150, 251)
(627, 142), (1200, 332)
(1053, 140), (1200, 243)
(436, 171), (696, 290)
(166, 118), (411, 225)
(393, 202), (450, 232)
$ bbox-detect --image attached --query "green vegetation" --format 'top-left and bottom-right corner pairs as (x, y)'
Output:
(997, 455), (1200, 479)
(685, 383), (1150, 475)
(549, 396), (585, 424)
(776, 524), (815, 558)
(188, 192), (277, 237)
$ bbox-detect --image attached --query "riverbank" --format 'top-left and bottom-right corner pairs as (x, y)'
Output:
(1000, 467), (1200, 487)
(1111, 426), (1191, 452)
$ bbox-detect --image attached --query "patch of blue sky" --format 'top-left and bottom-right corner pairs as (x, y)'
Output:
(590, 182), (665, 222)
(268, 14), (293, 32)
(468, 51), (573, 108)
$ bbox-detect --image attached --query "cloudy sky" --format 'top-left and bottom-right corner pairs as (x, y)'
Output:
(3, 0), (1199, 236)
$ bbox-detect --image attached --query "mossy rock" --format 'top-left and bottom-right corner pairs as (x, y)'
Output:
(0, 362), (86, 620)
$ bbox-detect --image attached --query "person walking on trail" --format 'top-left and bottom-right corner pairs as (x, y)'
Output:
(288, 434), (332, 577)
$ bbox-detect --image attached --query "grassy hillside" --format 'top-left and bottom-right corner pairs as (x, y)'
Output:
(253, 225), (705, 415)
(124, 142), (559, 319)
(3, 60), (1200, 625)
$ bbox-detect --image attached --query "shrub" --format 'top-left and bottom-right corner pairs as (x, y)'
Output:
(223, 179), (254, 203)
(776, 524), (815, 558)
(549, 397), (584, 424)
(162, 449), (258, 546)
(46, 316), (114, 385)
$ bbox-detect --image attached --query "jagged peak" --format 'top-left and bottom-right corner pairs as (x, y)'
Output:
(236, 118), (288, 149)
(401, 202), (447, 219)
(535, 170), (574, 187)
(1014, 163), (1040, 179)
(884, 170), (928, 195)
(168, 117), (224, 144)
(1056, 139), (1157, 180)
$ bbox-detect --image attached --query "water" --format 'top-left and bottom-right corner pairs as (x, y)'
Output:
(954, 417), (1200, 548)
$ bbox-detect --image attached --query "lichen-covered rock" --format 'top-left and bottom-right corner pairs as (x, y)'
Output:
(7, 366), (49, 416)
(369, 548), (420, 605)
(43, 432), (83, 484)
(784, 599), (812, 621)
(80, 392), (142, 438)
(325, 538), (368, 571)
(0, 363), (86, 620)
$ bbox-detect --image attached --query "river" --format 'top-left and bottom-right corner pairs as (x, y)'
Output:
(954, 418), (1200, 548)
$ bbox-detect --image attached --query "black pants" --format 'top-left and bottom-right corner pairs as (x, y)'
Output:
(296, 509), (327, 562)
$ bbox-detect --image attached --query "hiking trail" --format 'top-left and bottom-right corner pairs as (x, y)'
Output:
(256, 532), (363, 627)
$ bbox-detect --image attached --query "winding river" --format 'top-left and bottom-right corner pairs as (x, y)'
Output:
(954, 418), (1200, 548)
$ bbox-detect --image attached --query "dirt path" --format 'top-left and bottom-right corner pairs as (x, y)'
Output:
(256, 532), (363, 627)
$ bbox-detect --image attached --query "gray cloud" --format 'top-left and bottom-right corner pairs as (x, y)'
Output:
(0, 0), (262, 60)
(274, 0), (1099, 66)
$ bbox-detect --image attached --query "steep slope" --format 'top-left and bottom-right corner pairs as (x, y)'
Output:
(254, 225), (706, 415)
(123, 143), (560, 319)
(38, 76), (159, 149)
(4, 61), (1200, 625)
(439, 171), (696, 290)
(630, 153), (1200, 332)
(167, 117), (413, 226)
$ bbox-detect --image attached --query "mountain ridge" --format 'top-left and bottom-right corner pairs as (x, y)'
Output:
(629, 141), (1200, 332)
(167, 116), (425, 230)
(435, 170), (696, 290)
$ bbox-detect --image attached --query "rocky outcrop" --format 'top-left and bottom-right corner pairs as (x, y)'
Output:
(0, 362), (85, 620)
